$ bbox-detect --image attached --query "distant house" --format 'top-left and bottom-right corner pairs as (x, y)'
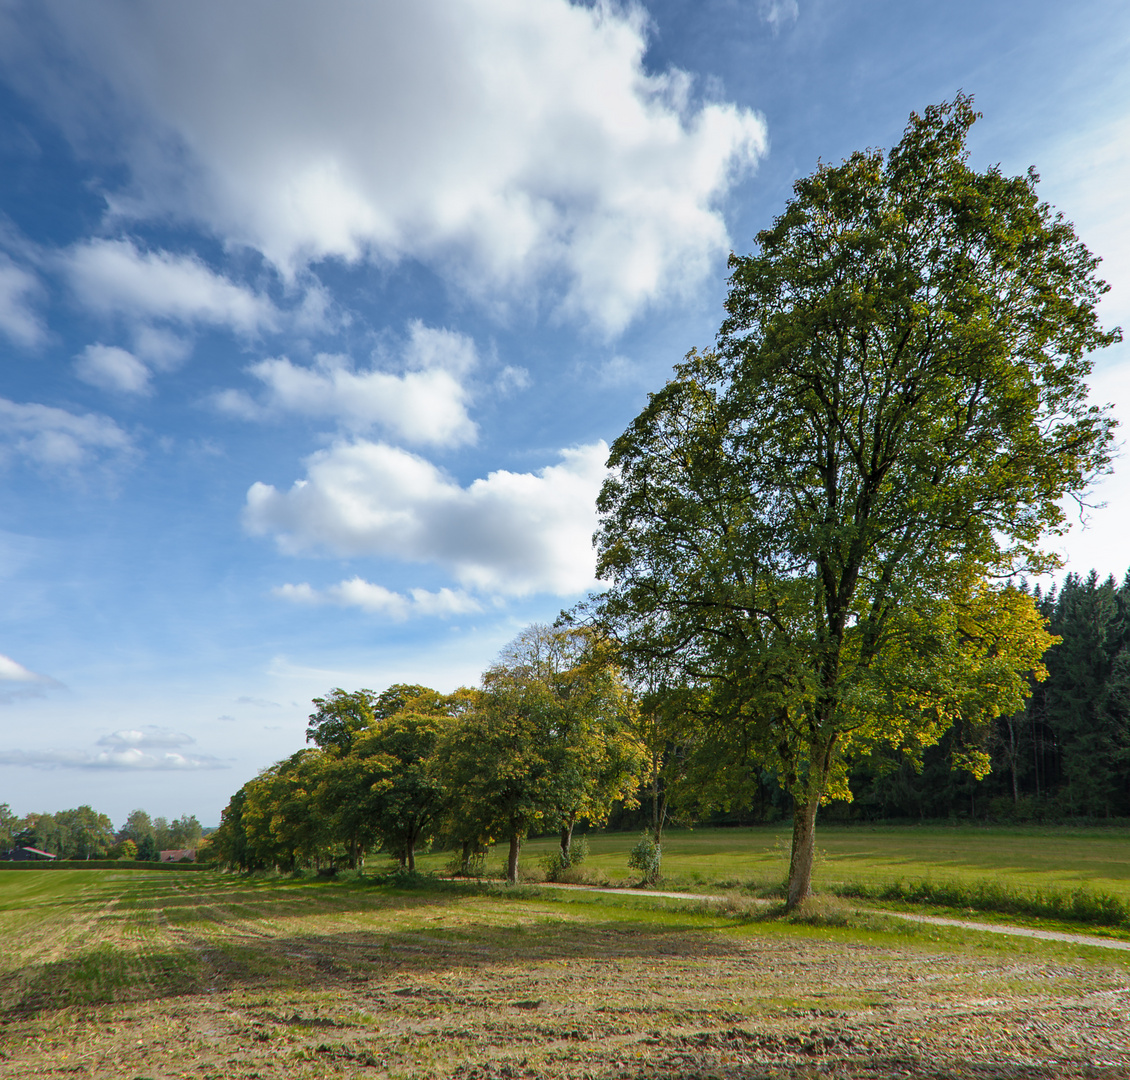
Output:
(1, 846), (57, 861)
(159, 848), (196, 863)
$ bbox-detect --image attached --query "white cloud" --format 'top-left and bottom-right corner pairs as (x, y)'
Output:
(64, 238), (276, 334)
(4, 1), (767, 334)
(759, 0), (799, 33)
(74, 343), (152, 395)
(0, 653), (61, 703)
(96, 726), (194, 749)
(0, 653), (49, 684)
(0, 397), (132, 468)
(275, 578), (482, 619)
(245, 439), (608, 596)
(0, 725), (223, 769)
(216, 323), (479, 446)
(0, 747), (225, 770)
(132, 325), (192, 370)
(0, 254), (43, 346)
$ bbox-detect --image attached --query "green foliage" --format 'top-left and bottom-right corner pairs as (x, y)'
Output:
(0, 803), (19, 851)
(540, 836), (589, 881)
(351, 710), (451, 870)
(119, 809), (154, 847)
(592, 95), (1119, 906)
(305, 687), (377, 754)
(17, 806), (116, 859)
(627, 833), (662, 883)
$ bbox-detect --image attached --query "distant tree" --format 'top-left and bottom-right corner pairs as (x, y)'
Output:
(113, 838), (138, 860)
(167, 814), (203, 849)
(119, 808), (155, 846)
(136, 834), (160, 862)
(0, 803), (18, 851)
(53, 806), (115, 859)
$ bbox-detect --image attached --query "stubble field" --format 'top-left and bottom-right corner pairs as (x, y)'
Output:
(1, 860), (1129, 1080)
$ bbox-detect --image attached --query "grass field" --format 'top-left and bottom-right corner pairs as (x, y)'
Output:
(412, 824), (1130, 903)
(1, 864), (1129, 1078)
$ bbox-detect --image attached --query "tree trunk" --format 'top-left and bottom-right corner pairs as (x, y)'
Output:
(786, 795), (819, 909)
(506, 830), (521, 884)
(1008, 719), (1019, 804)
(560, 813), (575, 865)
(350, 835), (358, 870)
(406, 834), (416, 872)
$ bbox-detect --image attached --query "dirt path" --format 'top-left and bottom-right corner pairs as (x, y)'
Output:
(536, 881), (1130, 952)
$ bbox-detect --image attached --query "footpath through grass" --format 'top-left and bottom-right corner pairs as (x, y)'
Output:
(410, 824), (1130, 930)
(1, 868), (1129, 1079)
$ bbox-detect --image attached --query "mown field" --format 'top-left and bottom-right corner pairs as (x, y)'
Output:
(1, 849), (1129, 1079)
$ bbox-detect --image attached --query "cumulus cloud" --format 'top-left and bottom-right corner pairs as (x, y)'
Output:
(0, 397), (132, 468)
(0, 725), (225, 769)
(2, 0), (767, 334)
(215, 322), (479, 446)
(245, 439), (608, 596)
(64, 238), (276, 334)
(0, 254), (43, 346)
(74, 344), (152, 394)
(275, 578), (482, 619)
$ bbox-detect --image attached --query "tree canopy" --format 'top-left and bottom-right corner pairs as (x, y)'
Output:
(592, 96), (1119, 906)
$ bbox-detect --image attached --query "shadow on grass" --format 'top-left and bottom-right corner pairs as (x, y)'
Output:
(0, 876), (770, 1020)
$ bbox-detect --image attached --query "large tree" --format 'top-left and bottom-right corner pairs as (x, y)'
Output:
(593, 97), (1119, 907)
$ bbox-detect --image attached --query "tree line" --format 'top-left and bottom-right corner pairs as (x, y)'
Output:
(210, 626), (644, 882)
(0, 804), (204, 861)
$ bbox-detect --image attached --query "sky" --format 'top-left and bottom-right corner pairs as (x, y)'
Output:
(1, 0), (1128, 829)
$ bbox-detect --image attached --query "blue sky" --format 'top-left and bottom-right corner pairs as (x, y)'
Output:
(1, 0), (1127, 828)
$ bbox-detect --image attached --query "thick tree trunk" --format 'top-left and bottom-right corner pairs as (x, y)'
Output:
(406, 837), (416, 872)
(507, 830), (521, 884)
(786, 795), (819, 909)
(461, 839), (472, 875)
(350, 835), (358, 870)
(560, 813), (575, 865)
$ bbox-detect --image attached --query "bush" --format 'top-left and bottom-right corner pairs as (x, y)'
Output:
(444, 848), (489, 878)
(539, 836), (590, 882)
(627, 833), (661, 884)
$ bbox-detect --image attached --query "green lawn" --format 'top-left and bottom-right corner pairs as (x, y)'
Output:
(410, 824), (1130, 902)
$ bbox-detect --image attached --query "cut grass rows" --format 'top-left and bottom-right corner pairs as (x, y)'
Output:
(2, 869), (1130, 1079)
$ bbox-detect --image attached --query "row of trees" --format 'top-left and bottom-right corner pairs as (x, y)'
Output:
(211, 626), (644, 882)
(0, 804), (204, 860)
